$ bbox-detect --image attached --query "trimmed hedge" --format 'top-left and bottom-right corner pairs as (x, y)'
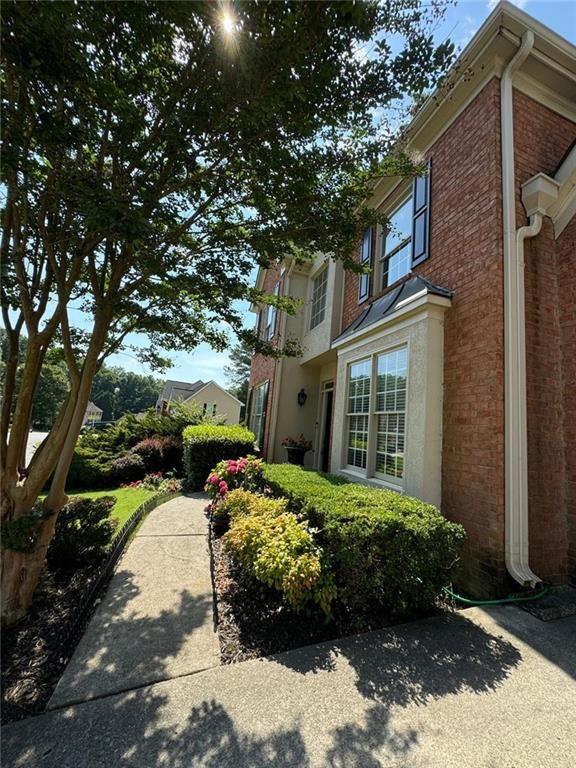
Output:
(183, 425), (256, 490)
(261, 464), (466, 624)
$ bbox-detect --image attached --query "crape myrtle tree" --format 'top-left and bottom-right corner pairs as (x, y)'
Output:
(0, 0), (453, 624)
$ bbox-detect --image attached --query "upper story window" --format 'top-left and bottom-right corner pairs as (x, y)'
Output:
(310, 267), (328, 330)
(263, 283), (280, 341)
(358, 228), (372, 303)
(379, 161), (432, 290)
(381, 197), (412, 287)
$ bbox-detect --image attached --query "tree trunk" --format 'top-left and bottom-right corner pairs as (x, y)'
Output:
(0, 329), (106, 626)
(0, 508), (59, 627)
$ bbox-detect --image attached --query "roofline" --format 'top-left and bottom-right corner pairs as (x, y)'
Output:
(411, 1), (576, 136)
(332, 292), (452, 350)
(183, 380), (244, 406)
(369, 1), (576, 206)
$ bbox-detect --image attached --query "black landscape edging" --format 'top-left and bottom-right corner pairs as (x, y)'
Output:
(59, 490), (182, 659)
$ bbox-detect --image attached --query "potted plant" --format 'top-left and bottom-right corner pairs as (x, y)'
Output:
(282, 434), (313, 466)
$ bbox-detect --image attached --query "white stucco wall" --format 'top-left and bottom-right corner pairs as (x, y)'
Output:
(330, 302), (448, 507)
(300, 256), (343, 365)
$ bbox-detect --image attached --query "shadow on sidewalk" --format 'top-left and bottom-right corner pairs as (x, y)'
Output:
(49, 569), (213, 706)
(275, 610), (522, 707)
(4, 609), (524, 768)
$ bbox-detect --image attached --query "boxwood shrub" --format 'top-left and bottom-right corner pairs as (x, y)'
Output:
(260, 463), (466, 625)
(183, 425), (256, 490)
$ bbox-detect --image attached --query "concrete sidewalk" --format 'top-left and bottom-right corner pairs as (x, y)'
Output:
(48, 494), (220, 709)
(3, 605), (575, 767)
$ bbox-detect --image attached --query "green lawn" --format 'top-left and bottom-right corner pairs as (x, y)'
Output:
(67, 487), (157, 528)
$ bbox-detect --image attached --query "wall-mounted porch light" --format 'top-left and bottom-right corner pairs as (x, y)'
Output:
(297, 388), (307, 407)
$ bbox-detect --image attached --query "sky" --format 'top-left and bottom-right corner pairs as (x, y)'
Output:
(102, 0), (576, 386)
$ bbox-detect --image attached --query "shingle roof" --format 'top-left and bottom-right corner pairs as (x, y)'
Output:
(333, 275), (453, 345)
(156, 379), (205, 407)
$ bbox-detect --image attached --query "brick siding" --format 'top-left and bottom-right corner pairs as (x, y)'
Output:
(513, 89), (576, 585)
(340, 79), (575, 594)
(249, 265), (282, 458)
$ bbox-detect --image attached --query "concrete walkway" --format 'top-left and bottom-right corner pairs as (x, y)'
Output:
(3, 605), (575, 767)
(48, 494), (220, 709)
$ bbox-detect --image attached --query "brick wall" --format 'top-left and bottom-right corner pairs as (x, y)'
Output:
(339, 80), (575, 593)
(557, 216), (576, 585)
(249, 265), (282, 458)
(341, 78), (506, 595)
(514, 89), (576, 584)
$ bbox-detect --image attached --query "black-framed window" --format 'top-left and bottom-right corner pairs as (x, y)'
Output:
(358, 227), (372, 303)
(380, 161), (432, 288)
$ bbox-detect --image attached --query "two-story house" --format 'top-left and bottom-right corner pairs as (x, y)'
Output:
(247, 1), (576, 597)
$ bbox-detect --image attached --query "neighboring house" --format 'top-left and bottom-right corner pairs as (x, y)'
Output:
(83, 401), (103, 425)
(247, 2), (576, 597)
(156, 379), (242, 424)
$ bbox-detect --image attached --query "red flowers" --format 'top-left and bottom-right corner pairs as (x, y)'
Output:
(204, 456), (263, 501)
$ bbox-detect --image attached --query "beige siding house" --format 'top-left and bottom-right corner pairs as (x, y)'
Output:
(156, 379), (242, 424)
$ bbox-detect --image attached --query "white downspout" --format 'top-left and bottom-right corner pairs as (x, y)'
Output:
(501, 30), (543, 587)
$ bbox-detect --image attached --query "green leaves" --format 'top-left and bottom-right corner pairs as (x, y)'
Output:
(2, 0), (454, 404)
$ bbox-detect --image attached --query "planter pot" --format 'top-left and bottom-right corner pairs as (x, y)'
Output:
(285, 446), (307, 466)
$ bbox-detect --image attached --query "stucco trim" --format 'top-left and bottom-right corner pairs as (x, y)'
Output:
(331, 302), (449, 507)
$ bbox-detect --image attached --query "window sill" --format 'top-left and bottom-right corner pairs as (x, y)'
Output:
(338, 468), (404, 493)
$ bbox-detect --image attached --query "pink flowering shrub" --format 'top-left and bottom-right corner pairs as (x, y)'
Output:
(204, 456), (263, 502)
(122, 472), (183, 494)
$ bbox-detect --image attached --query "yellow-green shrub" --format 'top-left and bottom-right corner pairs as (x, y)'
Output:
(222, 491), (335, 614)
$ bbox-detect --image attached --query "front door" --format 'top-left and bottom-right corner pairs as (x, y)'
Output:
(320, 383), (334, 473)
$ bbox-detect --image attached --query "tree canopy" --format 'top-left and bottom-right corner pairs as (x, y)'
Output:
(0, 0), (453, 624)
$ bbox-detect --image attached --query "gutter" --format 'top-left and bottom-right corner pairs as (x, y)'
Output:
(500, 31), (563, 587)
(501, 31), (543, 588)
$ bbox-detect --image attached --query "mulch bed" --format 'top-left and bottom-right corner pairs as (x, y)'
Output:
(1, 563), (101, 724)
(210, 527), (343, 664)
(209, 517), (451, 664)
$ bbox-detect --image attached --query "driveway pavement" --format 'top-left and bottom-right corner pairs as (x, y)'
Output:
(3, 604), (575, 767)
(25, 431), (49, 466)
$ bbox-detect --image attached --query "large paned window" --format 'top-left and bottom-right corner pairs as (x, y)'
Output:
(249, 380), (269, 449)
(346, 359), (371, 469)
(345, 347), (407, 482)
(374, 347), (407, 479)
(380, 161), (432, 289)
(310, 268), (328, 329)
(381, 197), (412, 287)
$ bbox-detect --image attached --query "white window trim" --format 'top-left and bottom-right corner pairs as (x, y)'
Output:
(331, 295), (450, 507)
(345, 357), (371, 473)
(249, 381), (269, 449)
(343, 344), (409, 487)
(309, 265), (329, 330)
(379, 194), (413, 290)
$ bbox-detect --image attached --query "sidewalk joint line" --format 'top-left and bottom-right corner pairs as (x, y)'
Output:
(48, 663), (220, 712)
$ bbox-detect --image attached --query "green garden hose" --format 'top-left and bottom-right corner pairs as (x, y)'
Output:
(442, 585), (549, 606)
